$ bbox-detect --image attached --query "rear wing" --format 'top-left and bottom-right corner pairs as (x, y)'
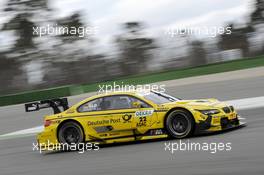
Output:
(25, 98), (69, 114)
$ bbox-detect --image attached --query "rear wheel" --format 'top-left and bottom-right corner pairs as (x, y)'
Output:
(165, 109), (194, 138)
(58, 121), (84, 145)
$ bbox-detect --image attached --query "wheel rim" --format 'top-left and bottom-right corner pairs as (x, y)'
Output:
(169, 112), (191, 136)
(62, 126), (81, 144)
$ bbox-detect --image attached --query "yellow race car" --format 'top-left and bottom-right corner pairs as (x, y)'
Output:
(25, 90), (243, 150)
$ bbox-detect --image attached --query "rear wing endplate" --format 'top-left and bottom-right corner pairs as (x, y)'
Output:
(25, 98), (69, 114)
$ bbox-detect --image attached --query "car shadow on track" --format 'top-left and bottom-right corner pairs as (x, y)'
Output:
(44, 124), (246, 155)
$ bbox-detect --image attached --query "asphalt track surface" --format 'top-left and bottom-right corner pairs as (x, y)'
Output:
(0, 74), (264, 175)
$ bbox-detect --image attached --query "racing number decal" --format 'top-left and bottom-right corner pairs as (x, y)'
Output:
(134, 109), (154, 128)
(137, 116), (147, 127)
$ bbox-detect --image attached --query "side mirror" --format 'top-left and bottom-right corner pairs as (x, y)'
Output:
(132, 101), (141, 108)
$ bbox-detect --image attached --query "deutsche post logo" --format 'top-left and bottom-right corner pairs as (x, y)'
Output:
(122, 114), (132, 123)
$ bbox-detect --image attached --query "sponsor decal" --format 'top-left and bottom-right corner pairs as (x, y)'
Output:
(94, 126), (113, 133)
(88, 118), (121, 126)
(122, 114), (132, 123)
(156, 107), (169, 111)
(135, 109), (154, 117)
(149, 129), (163, 135)
(55, 120), (61, 124)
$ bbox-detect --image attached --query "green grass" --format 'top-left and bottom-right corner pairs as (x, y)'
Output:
(81, 56), (264, 92)
(1, 55), (264, 107)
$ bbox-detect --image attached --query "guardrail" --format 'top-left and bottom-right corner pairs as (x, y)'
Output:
(0, 85), (83, 107)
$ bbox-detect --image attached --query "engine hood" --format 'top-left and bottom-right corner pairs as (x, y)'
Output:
(161, 98), (228, 109)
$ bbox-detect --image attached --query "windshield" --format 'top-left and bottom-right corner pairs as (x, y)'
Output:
(141, 91), (180, 104)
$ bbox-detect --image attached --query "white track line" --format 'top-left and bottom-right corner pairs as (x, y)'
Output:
(227, 96), (264, 110)
(0, 126), (44, 137)
(0, 96), (264, 139)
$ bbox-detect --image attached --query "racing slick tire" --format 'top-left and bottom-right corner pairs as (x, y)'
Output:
(165, 109), (195, 139)
(58, 121), (84, 145)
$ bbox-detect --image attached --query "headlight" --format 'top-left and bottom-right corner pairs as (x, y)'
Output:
(229, 106), (234, 112)
(197, 109), (220, 115)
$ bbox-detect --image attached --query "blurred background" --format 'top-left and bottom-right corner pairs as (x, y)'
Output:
(0, 0), (263, 95)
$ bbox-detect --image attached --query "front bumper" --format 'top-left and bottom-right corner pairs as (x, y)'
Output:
(195, 115), (245, 134)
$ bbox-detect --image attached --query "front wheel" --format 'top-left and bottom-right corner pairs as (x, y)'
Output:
(58, 121), (84, 145)
(165, 109), (194, 138)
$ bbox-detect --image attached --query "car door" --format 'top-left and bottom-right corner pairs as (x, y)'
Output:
(101, 95), (135, 137)
(129, 97), (157, 134)
(77, 95), (137, 139)
(77, 97), (116, 139)
(101, 95), (157, 137)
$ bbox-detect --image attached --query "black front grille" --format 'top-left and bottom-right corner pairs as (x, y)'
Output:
(222, 107), (231, 113)
(221, 117), (239, 129)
